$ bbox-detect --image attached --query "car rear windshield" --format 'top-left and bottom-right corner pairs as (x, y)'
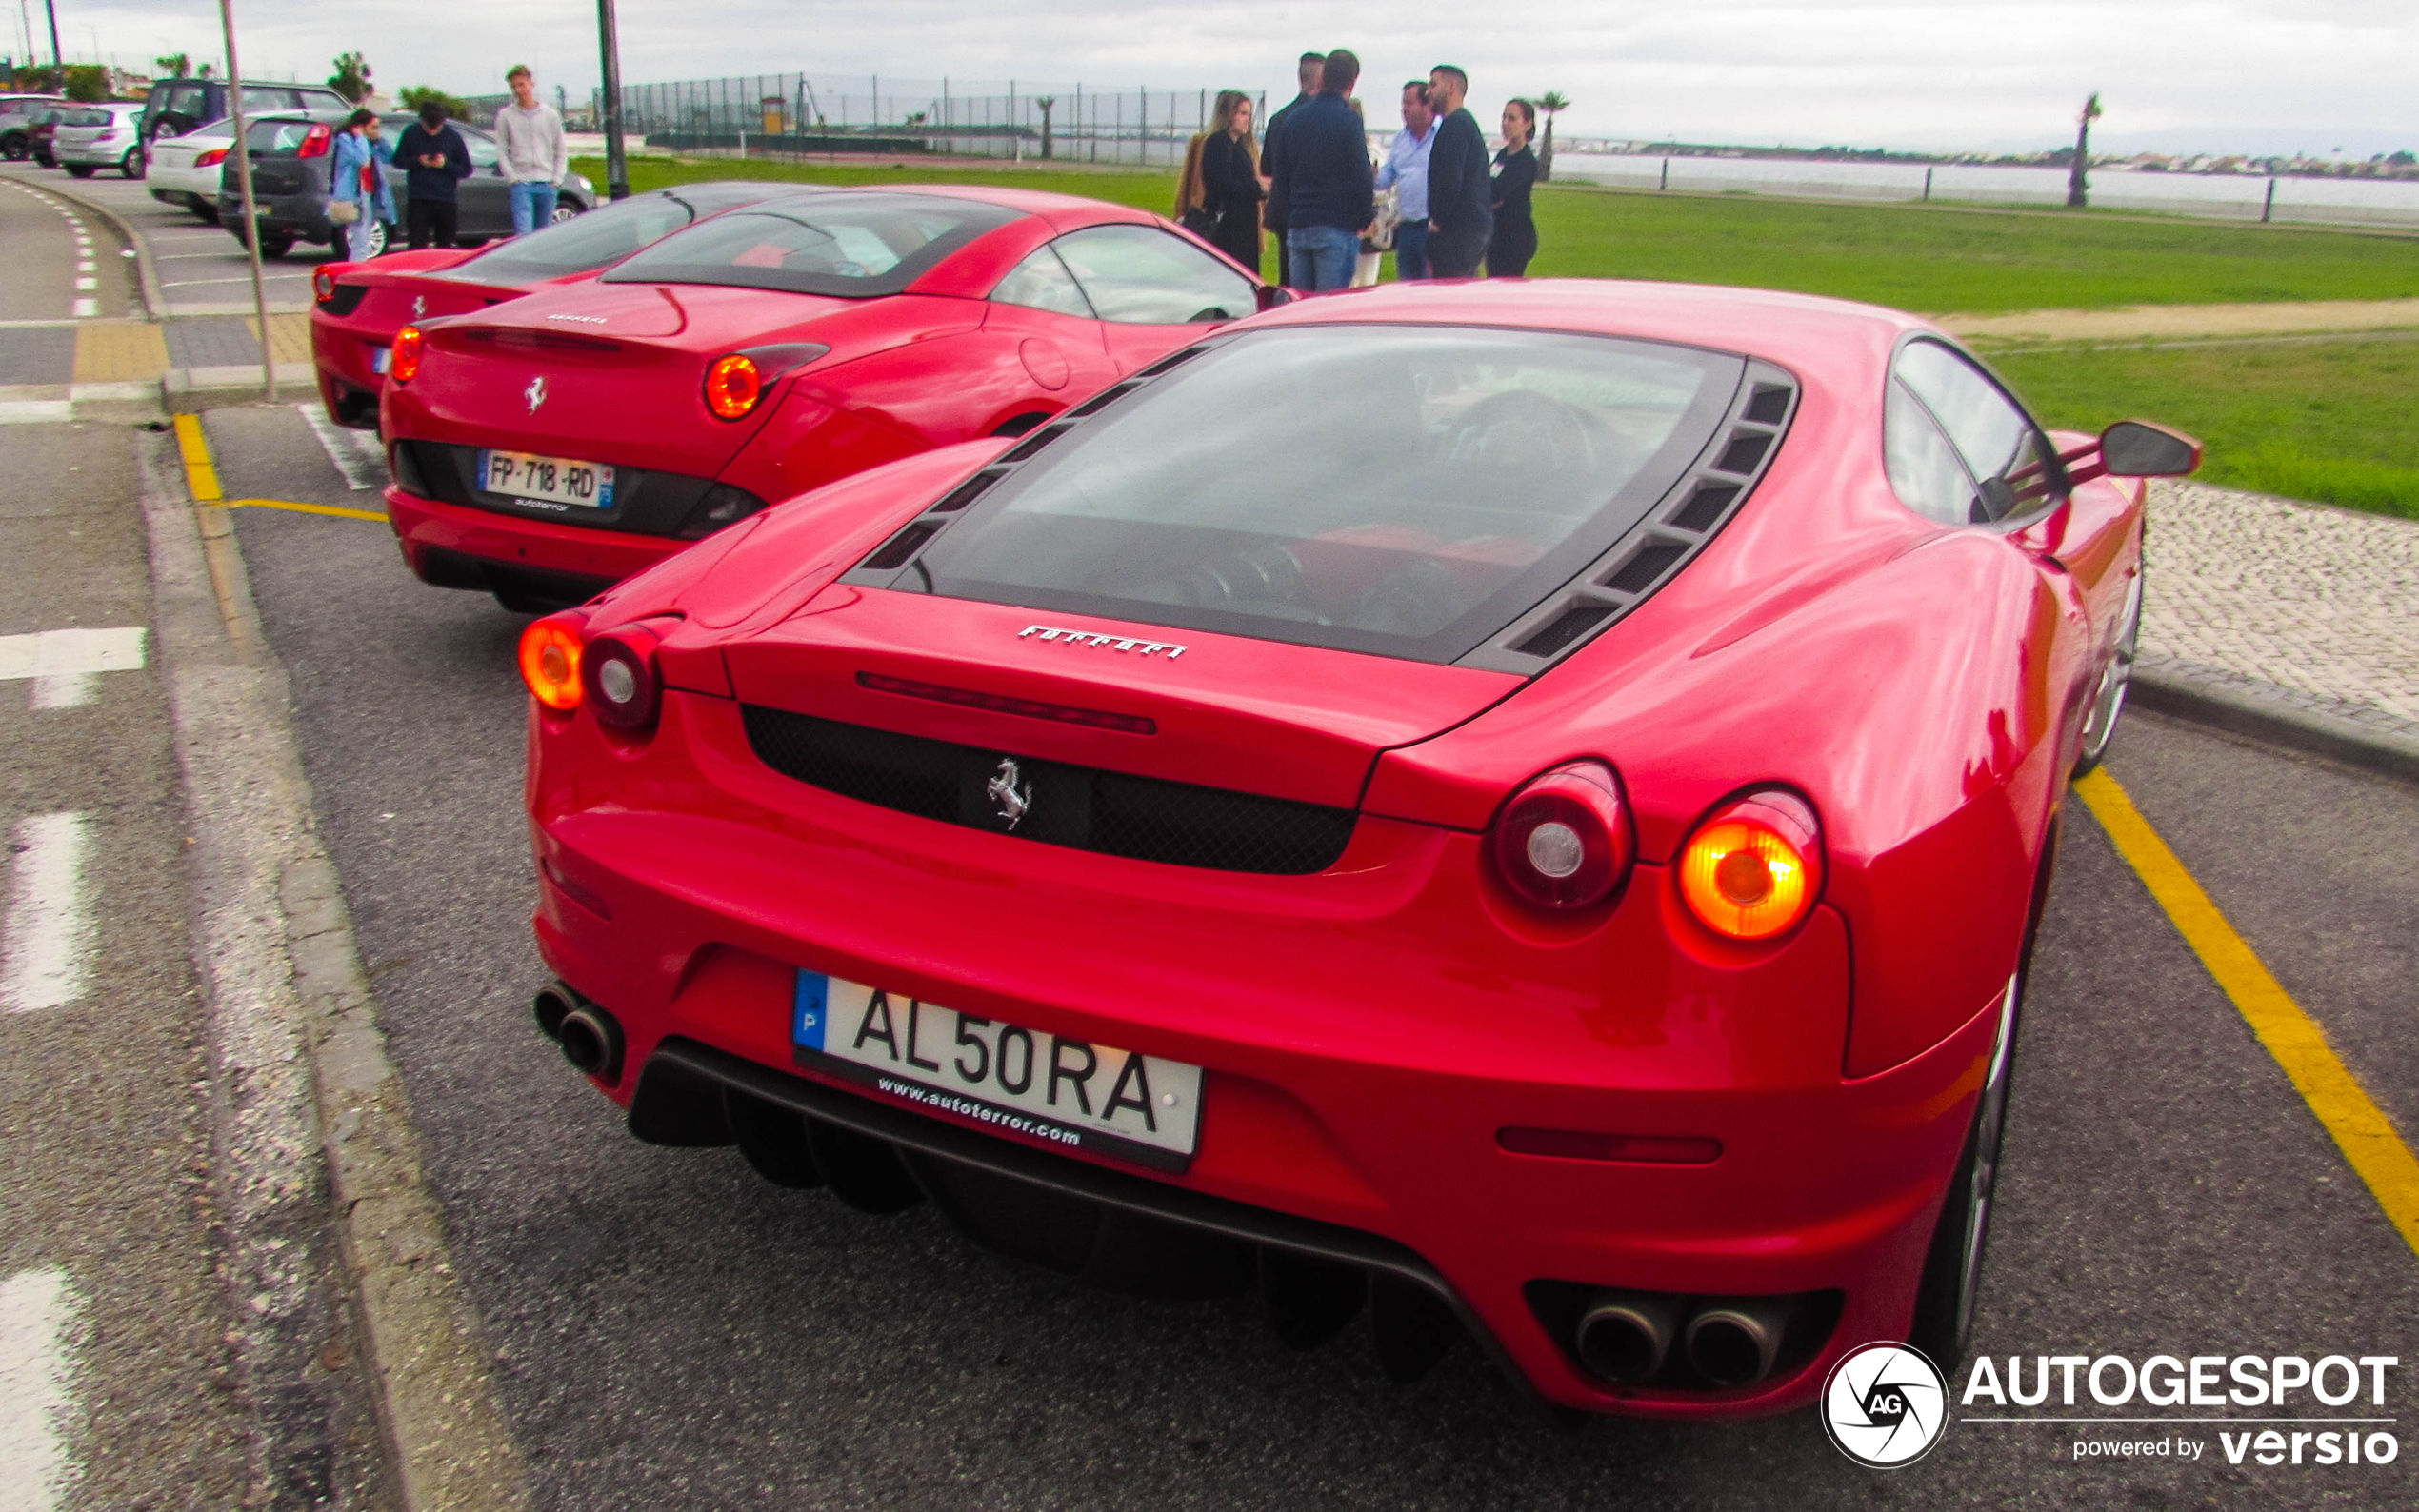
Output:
(904, 325), (1744, 664)
(242, 118), (323, 156)
(600, 193), (1020, 298)
(63, 109), (113, 127)
(432, 186), (773, 288)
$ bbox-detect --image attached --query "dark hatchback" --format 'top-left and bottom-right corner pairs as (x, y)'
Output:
(220, 113), (596, 259)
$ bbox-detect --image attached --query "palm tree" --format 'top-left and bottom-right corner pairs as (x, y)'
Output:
(2067, 92), (2101, 208)
(329, 51), (372, 105)
(1535, 91), (1570, 181)
(1035, 95), (1056, 159)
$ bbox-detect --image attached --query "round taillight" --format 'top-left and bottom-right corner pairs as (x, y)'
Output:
(312, 266), (338, 303)
(703, 353), (762, 421)
(1677, 791), (1824, 941)
(518, 615), (585, 710)
(390, 325), (425, 383)
(580, 627), (663, 731)
(1487, 762), (1634, 910)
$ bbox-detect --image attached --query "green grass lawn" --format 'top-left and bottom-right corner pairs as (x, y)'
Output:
(573, 155), (2419, 515)
(1990, 336), (2419, 518)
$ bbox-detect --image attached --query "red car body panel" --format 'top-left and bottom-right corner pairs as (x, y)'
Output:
(378, 188), (1261, 604)
(520, 280), (2152, 1418)
(310, 247), (505, 423)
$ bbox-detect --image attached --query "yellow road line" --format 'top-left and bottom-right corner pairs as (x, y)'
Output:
(223, 497), (387, 522)
(2076, 768), (2419, 1258)
(171, 413), (221, 502)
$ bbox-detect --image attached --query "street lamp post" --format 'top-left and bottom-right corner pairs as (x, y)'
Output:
(43, 0), (59, 67)
(215, 0), (275, 401)
(596, 0), (629, 200)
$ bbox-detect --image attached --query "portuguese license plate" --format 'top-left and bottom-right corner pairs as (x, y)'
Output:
(370, 347), (390, 374)
(479, 448), (614, 509)
(792, 970), (1205, 1171)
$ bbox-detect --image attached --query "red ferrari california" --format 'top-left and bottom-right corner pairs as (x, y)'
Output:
(380, 185), (1274, 612)
(515, 278), (2194, 1419)
(310, 180), (786, 428)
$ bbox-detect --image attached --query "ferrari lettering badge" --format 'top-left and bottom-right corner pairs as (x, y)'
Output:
(1018, 624), (1187, 659)
(986, 758), (1032, 829)
(525, 375), (547, 415)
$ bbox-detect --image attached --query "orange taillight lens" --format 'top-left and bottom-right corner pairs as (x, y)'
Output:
(518, 614), (586, 710)
(312, 265), (339, 303)
(389, 325), (425, 382)
(1677, 791), (1824, 941)
(703, 353), (762, 420)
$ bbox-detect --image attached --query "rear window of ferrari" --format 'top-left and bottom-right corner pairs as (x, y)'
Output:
(434, 185), (776, 288)
(904, 325), (1744, 663)
(600, 192), (1020, 298)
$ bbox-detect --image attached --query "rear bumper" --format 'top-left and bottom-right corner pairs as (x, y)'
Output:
(311, 314), (388, 427)
(386, 484), (682, 592)
(55, 142), (131, 165)
(529, 687), (2002, 1418)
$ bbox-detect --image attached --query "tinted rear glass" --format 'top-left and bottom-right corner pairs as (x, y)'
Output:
(243, 118), (323, 156)
(902, 325), (1742, 663)
(433, 186), (778, 288)
(601, 193), (1020, 298)
(63, 109), (112, 128)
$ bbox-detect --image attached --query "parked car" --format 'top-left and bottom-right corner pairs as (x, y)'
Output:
(136, 76), (349, 147)
(510, 278), (2197, 1420)
(379, 185), (1278, 611)
(53, 101), (149, 178)
(22, 104), (69, 167)
(218, 112), (595, 261)
(312, 179), (790, 428)
(0, 93), (66, 160)
(145, 119), (238, 220)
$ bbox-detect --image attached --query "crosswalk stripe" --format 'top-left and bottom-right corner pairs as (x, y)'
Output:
(0, 1267), (80, 1511)
(1, 814), (92, 1014)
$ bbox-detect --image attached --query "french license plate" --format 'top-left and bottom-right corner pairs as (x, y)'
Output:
(792, 970), (1205, 1171)
(370, 347), (390, 374)
(479, 448), (614, 510)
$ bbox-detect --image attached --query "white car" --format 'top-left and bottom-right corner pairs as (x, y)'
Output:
(146, 119), (238, 220)
(53, 101), (147, 179)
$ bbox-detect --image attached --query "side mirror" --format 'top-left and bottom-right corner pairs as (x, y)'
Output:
(1255, 284), (1295, 312)
(2099, 420), (2200, 478)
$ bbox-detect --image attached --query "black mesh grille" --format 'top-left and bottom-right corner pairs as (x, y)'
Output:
(1512, 605), (1612, 658)
(1670, 481), (1739, 532)
(1604, 540), (1689, 594)
(863, 522), (938, 571)
(1714, 432), (1772, 473)
(1744, 385), (1792, 424)
(322, 284), (369, 317)
(741, 706), (1357, 875)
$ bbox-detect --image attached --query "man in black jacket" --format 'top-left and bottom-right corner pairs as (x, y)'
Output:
(1259, 52), (1325, 290)
(1424, 64), (1492, 278)
(390, 101), (473, 250)
(1271, 50), (1374, 292)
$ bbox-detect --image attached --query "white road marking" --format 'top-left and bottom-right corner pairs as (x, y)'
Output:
(69, 300), (94, 319)
(0, 627), (148, 707)
(0, 1268), (82, 1512)
(297, 404), (386, 490)
(70, 279), (93, 292)
(2, 813), (92, 1013)
(0, 403), (74, 425)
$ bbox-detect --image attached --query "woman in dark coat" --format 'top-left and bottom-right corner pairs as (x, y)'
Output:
(1197, 90), (1266, 276)
(1488, 98), (1540, 277)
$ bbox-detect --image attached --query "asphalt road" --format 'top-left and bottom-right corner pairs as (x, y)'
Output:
(3, 159), (318, 314)
(204, 399), (2419, 1509)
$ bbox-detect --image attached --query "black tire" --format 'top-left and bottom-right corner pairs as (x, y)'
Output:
(190, 201), (219, 225)
(1907, 838), (2055, 1369)
(0, 134), (26, 161)
(258, 233), (296, 259)
(64, 164), (94, 178)
(120, 148), (144, 180)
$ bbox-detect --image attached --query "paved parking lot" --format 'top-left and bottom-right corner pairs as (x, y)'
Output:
(179, 401), (2417, 1509)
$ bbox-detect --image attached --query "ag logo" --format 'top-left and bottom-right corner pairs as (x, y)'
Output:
(1822, 1343), (1949, 1467)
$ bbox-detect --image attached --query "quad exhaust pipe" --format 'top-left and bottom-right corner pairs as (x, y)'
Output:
(1572, 1290), (1801, 1388)
(534, 981), (623, 1084)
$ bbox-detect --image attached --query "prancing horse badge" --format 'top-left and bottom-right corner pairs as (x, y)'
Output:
(986, 757), (1032, 829)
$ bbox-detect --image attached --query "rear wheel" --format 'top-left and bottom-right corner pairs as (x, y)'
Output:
(550, 201), (582, 224)
(120, 148), (144, 179)
(0, 134), (26, 161)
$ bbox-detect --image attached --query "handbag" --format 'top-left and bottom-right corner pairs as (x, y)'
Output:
(327, 198), (360, 224)
(1180, 203), (1219, 240)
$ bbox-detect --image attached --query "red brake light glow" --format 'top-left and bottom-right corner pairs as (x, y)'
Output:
(312, 266), (339, 303)
(704, 353), (763, 421)
(519, 615), (585, 710)
(296, 123), (333, 158)
(1677, 790), (1824, 941)
(1487, 761), (1633, 910)
(389, 325), (425, 382)
(194, 147), (228, 168)
(580, 626), (664, 731)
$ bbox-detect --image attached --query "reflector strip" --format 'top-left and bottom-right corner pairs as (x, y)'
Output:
(1497, 1127), (1722, 1164)
(2076, 768), (2419, 1259)
(856, 671), (1155, 734)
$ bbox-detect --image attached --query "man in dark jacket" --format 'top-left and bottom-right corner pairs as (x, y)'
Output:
(1424, 64), (1493, 278)
(1259, 52), (1325, 290)
(1271, 50), (1374, 292)
(390, 101), (473, 250)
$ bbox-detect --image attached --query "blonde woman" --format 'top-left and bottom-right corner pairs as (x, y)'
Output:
(1195, 90), (1266, 275)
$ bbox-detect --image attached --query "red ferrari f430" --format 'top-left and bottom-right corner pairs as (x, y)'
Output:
(514, 279), (2196, 1419)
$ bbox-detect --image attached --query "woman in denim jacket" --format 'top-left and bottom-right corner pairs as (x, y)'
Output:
(330, 109), (395, 262)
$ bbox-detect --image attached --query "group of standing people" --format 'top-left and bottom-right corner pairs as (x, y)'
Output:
(326, 63), (572, 262)
(1177, 51), (1538, 291)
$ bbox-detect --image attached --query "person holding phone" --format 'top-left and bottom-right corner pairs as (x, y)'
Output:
(390, 101), (472, 250)
(329, 109), (394, 262)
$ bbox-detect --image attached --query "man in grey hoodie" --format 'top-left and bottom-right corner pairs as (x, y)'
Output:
(495, 64), (567, 235)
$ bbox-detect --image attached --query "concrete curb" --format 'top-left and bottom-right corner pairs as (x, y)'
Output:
(141, 427), (534, 1511)
(2133, 666), (2419, 788)
(165, 362), (317, 414)
(32, 171), (165, 319)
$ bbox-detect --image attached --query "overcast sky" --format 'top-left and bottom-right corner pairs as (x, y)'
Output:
(25, 0), (2416, 154)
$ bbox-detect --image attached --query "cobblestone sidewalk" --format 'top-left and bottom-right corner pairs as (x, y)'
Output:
(2142, 481), (2419, 742)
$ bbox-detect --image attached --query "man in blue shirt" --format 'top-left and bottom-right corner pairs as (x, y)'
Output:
(1271, 49), (1374, 293)
(1376, 81), (1437, 280)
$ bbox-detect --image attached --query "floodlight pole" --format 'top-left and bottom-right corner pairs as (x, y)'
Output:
(43, 0), (59, 66)
(596, 0), (629, 199)
(216, 0), (275, 402)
